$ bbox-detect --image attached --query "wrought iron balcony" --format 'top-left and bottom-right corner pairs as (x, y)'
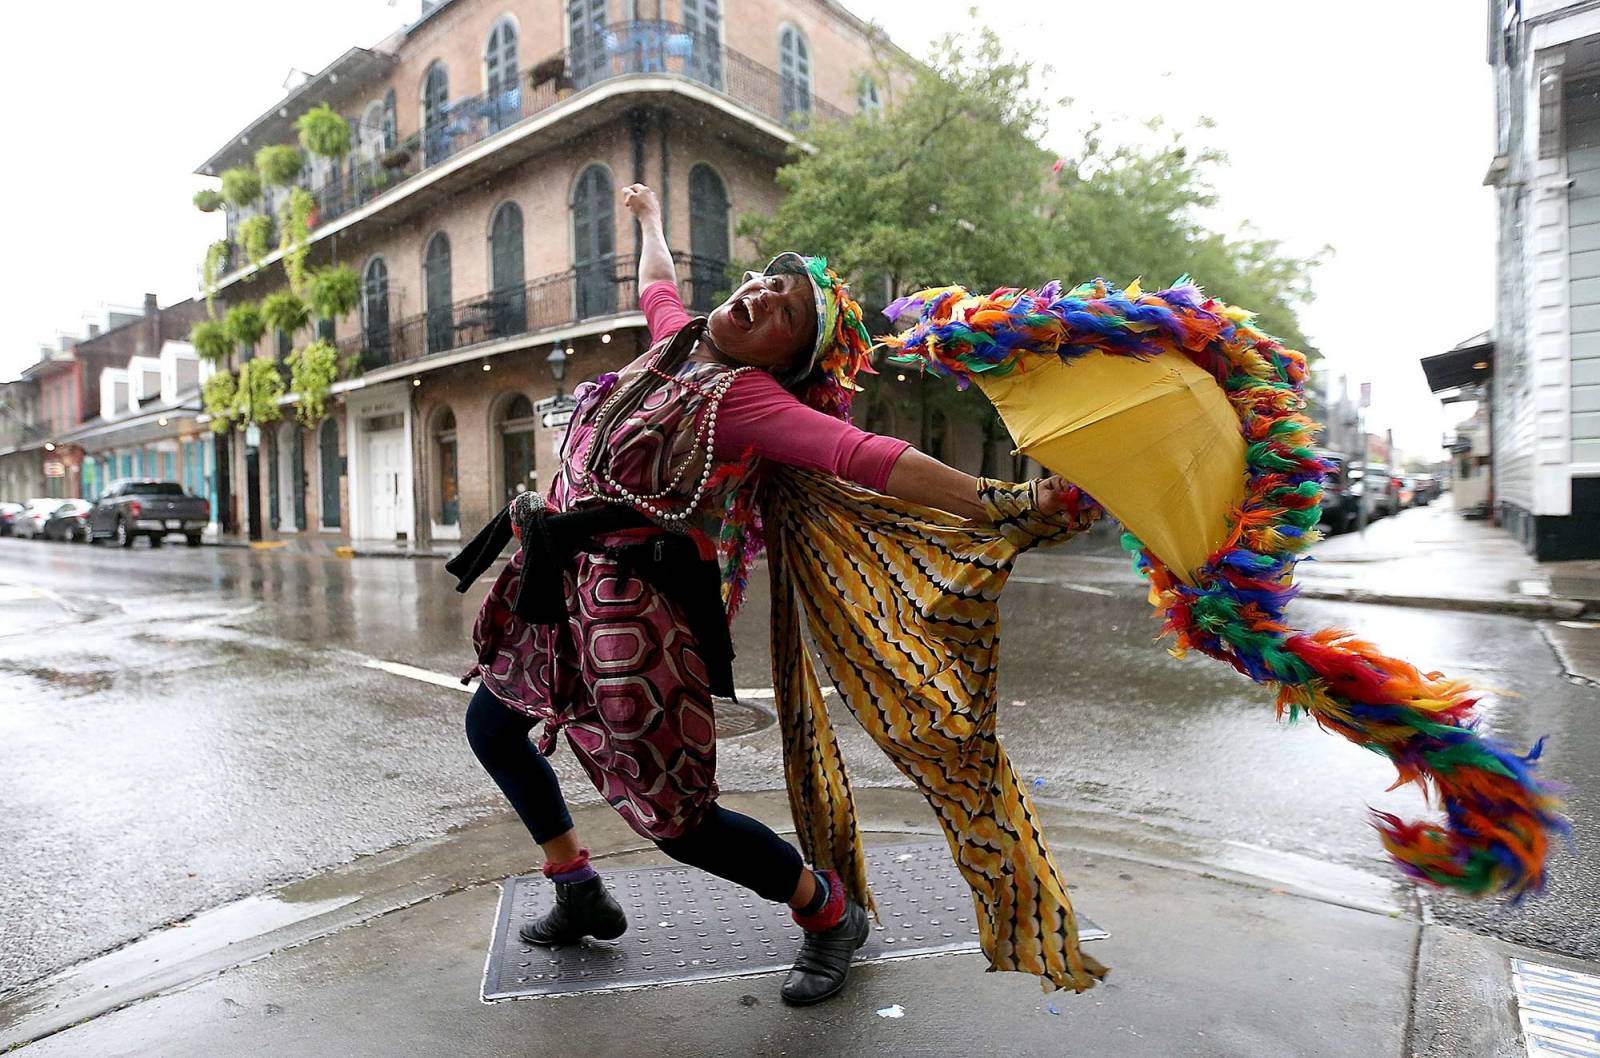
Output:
(225, 22), (847, 247)
(334, 252), (733, 377)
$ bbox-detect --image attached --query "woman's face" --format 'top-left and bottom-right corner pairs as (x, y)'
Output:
(704, 272), (816, 374)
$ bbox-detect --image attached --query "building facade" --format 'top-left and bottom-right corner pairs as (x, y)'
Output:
(195, 0), (907, 546)
(1483, 0), (1600, 558)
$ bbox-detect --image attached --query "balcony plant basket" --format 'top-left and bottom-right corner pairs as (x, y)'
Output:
(220, 167), (262, 209)
(256, 145), (305, 188)
(193, 189), (224, 213)
(297, 104), (352, 160)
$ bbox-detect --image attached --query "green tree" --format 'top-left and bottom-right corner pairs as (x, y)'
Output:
(742, 29), (1320, 452)
(741, 27), (1053, 303)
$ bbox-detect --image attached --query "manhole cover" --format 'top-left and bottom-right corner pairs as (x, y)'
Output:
(482, 841), (1106, 1001)
(713, 698), (772, 738)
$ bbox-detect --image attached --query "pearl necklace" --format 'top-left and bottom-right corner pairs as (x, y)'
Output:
(574, 347), (754, 527)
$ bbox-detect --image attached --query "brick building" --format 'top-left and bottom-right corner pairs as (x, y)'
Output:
(198, 0), (910, 546)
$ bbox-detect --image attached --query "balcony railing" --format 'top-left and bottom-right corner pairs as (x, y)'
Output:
(227, 22), (848, 246)
(334, 252), (733, 376)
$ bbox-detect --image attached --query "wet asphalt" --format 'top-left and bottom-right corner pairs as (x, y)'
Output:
(0, 512), (1595, 993)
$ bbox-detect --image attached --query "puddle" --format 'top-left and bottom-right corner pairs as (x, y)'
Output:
(0, 662), (114, 697)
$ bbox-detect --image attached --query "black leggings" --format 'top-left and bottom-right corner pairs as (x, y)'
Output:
(464, 685), (805, 903)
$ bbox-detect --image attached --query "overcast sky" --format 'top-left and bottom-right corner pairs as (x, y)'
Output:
(1, 1), (1491, 457)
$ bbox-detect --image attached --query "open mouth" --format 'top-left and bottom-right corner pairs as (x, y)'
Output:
(731, 295), (755, 329)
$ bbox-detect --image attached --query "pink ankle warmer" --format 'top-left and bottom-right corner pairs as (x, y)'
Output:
(792, 869), (846, 932)
(543, 848), (597, 884)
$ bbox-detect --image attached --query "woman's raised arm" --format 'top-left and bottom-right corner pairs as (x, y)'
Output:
(622, 183), (676, 291)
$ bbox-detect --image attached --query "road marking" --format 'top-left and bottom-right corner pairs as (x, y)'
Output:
(1011, 576), (1118, 596)
(359, 657), (822, 702)
(1512, 959), (1600, 1056)
(0, 586), (44, 602)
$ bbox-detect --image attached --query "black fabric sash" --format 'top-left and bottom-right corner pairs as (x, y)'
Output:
(446, 500), (736, 698)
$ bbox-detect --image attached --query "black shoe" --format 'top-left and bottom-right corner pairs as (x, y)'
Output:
(780, 899), (870, 1005)
(518, 876), (628, 946)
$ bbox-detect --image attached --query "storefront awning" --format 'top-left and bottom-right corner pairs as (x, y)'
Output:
(1420, 332), (1494, 394)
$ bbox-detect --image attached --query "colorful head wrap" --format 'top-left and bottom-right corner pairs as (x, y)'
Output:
(758, 252), (875, 410)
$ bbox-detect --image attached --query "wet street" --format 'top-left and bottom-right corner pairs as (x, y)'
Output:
(2, 515), (1597, 993)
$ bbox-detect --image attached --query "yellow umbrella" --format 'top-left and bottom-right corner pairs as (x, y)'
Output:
(976, 349), (1244, 586)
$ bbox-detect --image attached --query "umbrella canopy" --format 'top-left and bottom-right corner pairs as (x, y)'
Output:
(879, 278), (1562, 901)
(978, 348), (1243, 585)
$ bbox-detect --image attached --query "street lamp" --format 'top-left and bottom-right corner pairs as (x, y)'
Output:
(545, 346), (568, 398)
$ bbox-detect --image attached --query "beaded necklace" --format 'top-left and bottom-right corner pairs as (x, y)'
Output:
(572, 342), (755, 528)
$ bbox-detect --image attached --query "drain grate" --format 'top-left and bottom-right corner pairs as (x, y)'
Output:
(482, 840), (1106, 1001)
(710, 697), (773, 738)
(1512, 959), (1600, 1057)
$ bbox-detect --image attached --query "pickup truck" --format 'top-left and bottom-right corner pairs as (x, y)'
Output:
(89, 480), (211, 548)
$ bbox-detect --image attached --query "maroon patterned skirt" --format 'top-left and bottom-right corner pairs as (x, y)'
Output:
(470, 545), (720, 841)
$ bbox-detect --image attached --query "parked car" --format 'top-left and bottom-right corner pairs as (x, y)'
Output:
(13, 498), (65, 539)
(0, 502), (22, 536)
(1316, 450), (1359, 533)
(1411, 474), (1439, 506)
(41, 499), (93, 542)
(1346, 463), (1394, 521)
(88, 480), (210, 547)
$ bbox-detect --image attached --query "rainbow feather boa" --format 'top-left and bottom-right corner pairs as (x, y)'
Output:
(881, 277), (1565, 899)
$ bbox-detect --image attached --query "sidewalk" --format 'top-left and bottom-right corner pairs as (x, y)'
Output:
(208, 533), (455, 560)
(1298, 502), (1596, 619)
(4, 788), (1586, 1058)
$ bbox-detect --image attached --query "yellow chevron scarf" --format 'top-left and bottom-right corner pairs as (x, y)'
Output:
(764, 469), (1109, 992)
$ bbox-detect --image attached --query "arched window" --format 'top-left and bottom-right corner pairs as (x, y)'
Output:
(318, 417), (341, 529)
(362, 256), (390, 365)
(568, 0), (607, 89)
(572, 165), (615, 319)
(489, 202), (527, 335)
(381, 87), (397, 152)
(434, 408), (459, 526)
(360, 101), (386, 159)
(424, 233), (454, 353)
(778, 26), (811, 126)
(485, 18), (521, 131)
(858, 76), (882, 117)
(422, 62), (450, 165)
(687, 164), (730, 313)
(683, 0), (723, 87)
(498, 394), (537, 502)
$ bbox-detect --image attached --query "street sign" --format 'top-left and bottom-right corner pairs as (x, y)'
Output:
(534, 395), (576, 416)
(541, 409), (574, 429)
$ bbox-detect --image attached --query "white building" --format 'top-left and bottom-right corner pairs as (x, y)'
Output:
(1480, 0), (1600, 559)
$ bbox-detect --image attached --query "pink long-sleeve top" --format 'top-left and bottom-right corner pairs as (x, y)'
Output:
(639, 280), (909, 492)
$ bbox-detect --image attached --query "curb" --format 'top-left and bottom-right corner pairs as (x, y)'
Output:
(1297, 584), (1588, 620)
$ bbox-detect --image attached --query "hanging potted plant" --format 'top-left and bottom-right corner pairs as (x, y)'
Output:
(255, 144), (305, 188)
(234, 357), (286, 426)
(203, 370), (239, 433)
(223, 301), (267, 353)
(297, 104), (352, 160)
(289, 340), (340, 426)
(193, 189), (224, 213)
(189, 320), (231, 363)
(307, 264), (360, 323)
(237, 214), (274, 268)
(262, 290), (311, 339)
(276, 187), (317, 295)
(220, 167), (262, 209)
(379, 133), (418, 170)
(200, 240), (231, 316)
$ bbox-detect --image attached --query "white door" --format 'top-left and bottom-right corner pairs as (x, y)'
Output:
(366, 429), (404, 539)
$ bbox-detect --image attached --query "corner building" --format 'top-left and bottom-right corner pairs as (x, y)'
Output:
(198, 0), (900, 546)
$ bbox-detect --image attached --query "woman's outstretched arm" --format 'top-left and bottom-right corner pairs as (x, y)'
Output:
(622, 183), (675, 291)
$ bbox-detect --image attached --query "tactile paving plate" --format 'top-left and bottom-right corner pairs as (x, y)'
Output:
(482, 841), (1107, 1001)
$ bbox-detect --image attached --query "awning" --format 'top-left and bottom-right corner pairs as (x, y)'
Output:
(1420, 332), (1494, 393)
(58, 400), (204, 453)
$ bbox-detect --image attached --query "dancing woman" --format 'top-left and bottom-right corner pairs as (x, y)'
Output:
(449, 183), (1080, 1005)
